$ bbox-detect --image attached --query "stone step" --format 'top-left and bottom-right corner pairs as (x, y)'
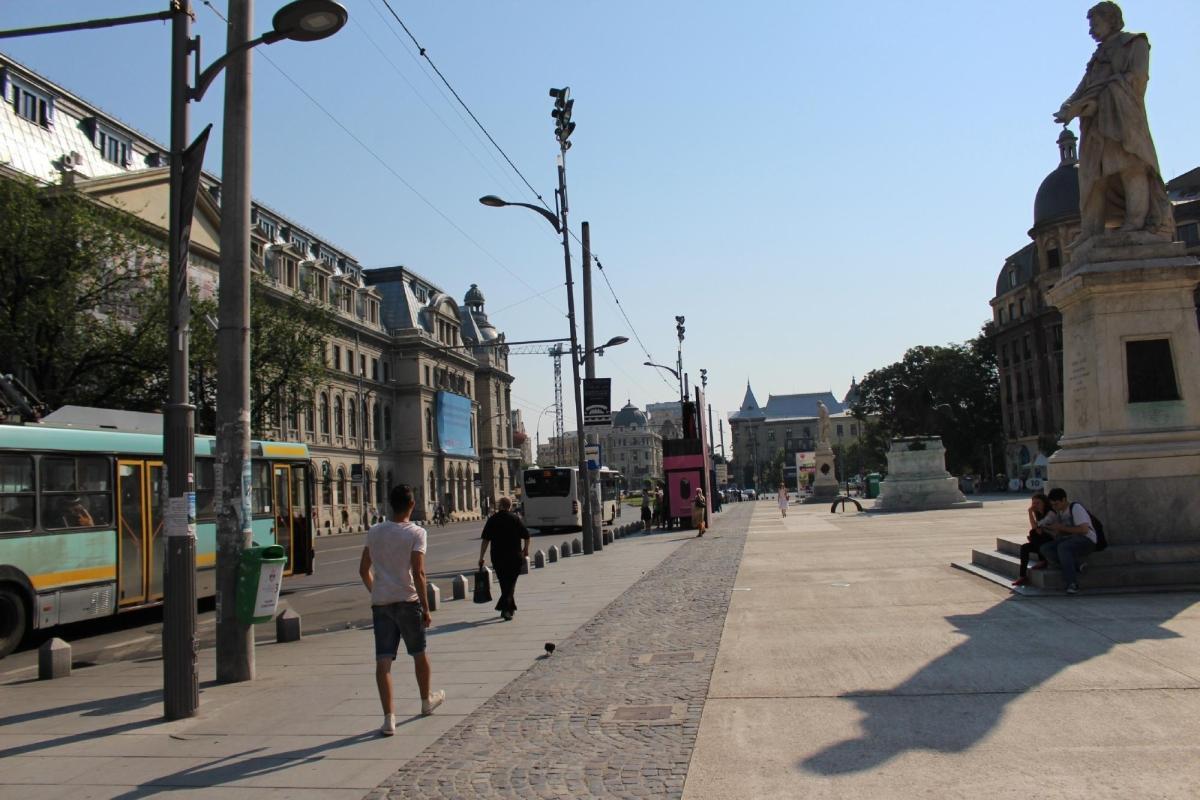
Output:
(971, 549), (1021, 580)
(996, 537), (1024, 557)
(1029, 560), (1200, 590)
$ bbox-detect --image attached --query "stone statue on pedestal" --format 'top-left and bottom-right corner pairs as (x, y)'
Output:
(1053, 1), (1173, 245)
(817, 401), (832, 446)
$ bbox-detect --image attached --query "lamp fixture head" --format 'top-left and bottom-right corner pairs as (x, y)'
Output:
(271, 0), (348, 42)
(478, 195), (508, 207)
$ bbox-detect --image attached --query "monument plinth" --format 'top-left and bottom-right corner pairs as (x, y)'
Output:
(805, 442), (840, 502)
(1046, 235), (1200, 545)
(873, 438), (980, 512)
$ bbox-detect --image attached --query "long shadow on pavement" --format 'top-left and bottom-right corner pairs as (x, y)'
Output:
(802, 592), (1199, 775)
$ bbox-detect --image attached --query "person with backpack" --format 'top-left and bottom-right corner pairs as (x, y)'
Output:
(1040, 487), (1106, 595)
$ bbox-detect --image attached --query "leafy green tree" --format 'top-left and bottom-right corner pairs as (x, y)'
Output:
(1, 178), (336, 437)
(760, 447), (787, 489)
(851, 325), (1002, 475)
(0, 178), (167, 411)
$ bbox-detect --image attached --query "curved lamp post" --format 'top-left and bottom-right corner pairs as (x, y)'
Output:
(0, 0), (348, 719)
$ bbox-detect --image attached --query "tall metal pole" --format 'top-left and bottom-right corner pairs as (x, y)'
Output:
(215, 0), (255, 684)
(556, 159), (594, 555)
(581, 222), (602, 552)
(357, 333), (366, 525)
(163, 0), (199, 720)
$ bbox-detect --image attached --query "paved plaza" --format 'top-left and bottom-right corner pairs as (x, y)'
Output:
(2, 498), (1199, 799)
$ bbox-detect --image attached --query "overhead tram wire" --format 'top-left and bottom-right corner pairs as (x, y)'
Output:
(353, 1), (669, 384)
(365, 0), (530, 205)
(376, 0), (551, 211)
(195, 1), (565, 319)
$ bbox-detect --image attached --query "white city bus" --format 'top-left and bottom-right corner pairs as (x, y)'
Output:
(522, 467), (582, 533)
(598, 467), (622, 525)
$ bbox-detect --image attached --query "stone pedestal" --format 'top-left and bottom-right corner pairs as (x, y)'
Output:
(874, 438), (979, 512)
(803, 442), (841, 503)
(1047, 235), (1200, 551)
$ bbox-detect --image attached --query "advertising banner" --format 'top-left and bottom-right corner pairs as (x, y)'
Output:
(795, 451), (816, 476)
(583, 378), (612, 427)
(437, 391), (476, 457)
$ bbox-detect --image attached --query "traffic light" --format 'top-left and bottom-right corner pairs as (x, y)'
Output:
(675, 315), (686, 342)
(549, 87), (575, 150)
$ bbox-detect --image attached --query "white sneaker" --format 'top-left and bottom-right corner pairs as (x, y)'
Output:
(421, 689), (445, 716)
(380, 714), (396, 736)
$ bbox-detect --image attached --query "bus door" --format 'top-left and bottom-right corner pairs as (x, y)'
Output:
(272, 465), (295, 576)
(116, 460), (165, 606)
(290, 463), (314, 575)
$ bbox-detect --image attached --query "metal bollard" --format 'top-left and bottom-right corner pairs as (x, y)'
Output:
(38, 638), (71, 680)
(276, 609), (301, 643)
(452, 574), (468, 600)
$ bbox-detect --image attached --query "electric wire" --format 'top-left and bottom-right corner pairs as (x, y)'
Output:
(195, 1), (565, 318)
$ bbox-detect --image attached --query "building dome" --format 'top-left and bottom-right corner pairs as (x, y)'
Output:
(612, 401), (647, 428)
(1033, 128), (1080, 229)
(464, 283), (486, 307)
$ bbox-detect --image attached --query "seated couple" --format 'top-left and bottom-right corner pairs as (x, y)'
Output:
(1014, 487), (1098, 595)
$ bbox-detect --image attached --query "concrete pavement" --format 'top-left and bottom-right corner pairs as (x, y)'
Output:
(4, 498), (1199, 799)
(0, 523), (684, 799)
(683, 499), (1200, 799)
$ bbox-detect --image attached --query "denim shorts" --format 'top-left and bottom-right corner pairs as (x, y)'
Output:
(372, 601), (425, 659)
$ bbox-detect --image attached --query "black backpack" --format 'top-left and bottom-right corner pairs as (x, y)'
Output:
(1071, 502), (1108, 551)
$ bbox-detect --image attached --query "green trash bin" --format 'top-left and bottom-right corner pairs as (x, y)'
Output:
(236, 544), (288, 625)
(866, 473), (882, 499)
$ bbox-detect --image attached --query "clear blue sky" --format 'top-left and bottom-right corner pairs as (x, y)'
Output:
(5, 1), (1199, 434)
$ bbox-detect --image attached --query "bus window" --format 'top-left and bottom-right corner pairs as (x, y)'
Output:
(195, 458), (215, 519)
(524, 469), (572, 497)
(0, 455), (34, 532)
(251, 461), (273, 515)
(41, 455), (112, 529)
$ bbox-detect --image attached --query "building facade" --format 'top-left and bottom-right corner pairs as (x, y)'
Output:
(0, 55), (519, 530)
(727, 383), (863, 490)
(989, 130), (1199, 479)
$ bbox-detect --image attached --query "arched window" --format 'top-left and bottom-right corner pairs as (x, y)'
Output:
(335, 467), (345, 505)
(425, 408), (434, 445)
(304, 403), (314, 436)
(319, 393), (329, 435)
(348, 403), (357, 440)
(334, 396), (344, 436)
(384, 406), (392, 442)
(321, 462), (331, 506)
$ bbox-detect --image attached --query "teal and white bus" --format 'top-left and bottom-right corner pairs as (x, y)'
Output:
(0, 424), (314, 657)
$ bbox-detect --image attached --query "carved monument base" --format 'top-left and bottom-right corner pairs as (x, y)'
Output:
(803, 444), (840, 503)
(873, 438), (980, 512)
(1046, 238), (1200, 568)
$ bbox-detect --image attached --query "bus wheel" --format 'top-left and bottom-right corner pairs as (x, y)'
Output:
(0, 585), (29, 658)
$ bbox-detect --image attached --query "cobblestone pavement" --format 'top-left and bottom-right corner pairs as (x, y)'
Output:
(366, 502), (753, 800)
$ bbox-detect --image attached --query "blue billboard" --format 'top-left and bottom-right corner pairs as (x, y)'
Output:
(436, 391), (475, 457)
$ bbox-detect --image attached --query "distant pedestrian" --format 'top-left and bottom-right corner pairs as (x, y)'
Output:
(693, 489), (707, 537)
(777, 483), (789, 517)
(640, 492), (653, 527)
(359, 484), (444, 736)
(654, 488), (666, 529)
(478, 496), (530, 621)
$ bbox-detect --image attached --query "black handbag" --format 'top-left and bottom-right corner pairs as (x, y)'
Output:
(473, 568), (493, 603)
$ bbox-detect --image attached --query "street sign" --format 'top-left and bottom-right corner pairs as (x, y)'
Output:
(583, 378), (611, 427)
(585, 443), (602, 470)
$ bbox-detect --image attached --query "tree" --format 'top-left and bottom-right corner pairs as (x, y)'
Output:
(0, 178), (168, 411)
(1, 178), (337, 436)
(851, 325), (1002, 475)
(760, 447), (787, 489)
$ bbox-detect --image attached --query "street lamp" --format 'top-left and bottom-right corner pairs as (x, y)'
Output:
(643, 361), (680, 380)
(0, 0), (348, 720)
(478, 84), (599, 553)
(580, 336), (629, 363)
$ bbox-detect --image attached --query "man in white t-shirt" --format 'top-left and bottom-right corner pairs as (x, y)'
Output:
(359, 484), (444, 735)
(1040, 487), (1097, 595)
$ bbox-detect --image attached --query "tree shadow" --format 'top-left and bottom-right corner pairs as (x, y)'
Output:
(104, 732), (380, 800)
(800, 593), (1198, 775)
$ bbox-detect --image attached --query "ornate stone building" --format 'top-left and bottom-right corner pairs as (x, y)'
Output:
(604, 402), (663, 486)
(727, 383), (862, 490)
(0, 55), (519, 530)
(989, 131), (1199, 480)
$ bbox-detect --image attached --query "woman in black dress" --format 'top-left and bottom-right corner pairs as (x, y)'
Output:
(478, 496), (530, 620)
